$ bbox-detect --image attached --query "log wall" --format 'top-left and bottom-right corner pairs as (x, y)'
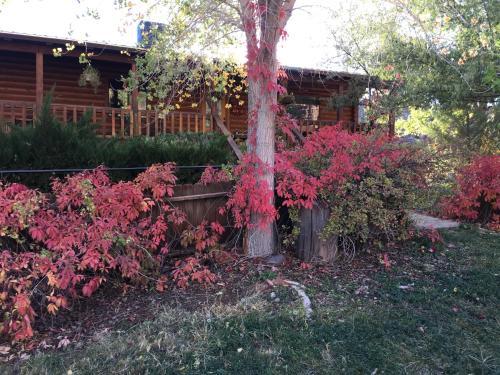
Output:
(0, 51), (36, 102)
(0, 50), (131, 108)
(0, 37), (363, 136)
(44, 55), (130, 107)
(286, 76), (356, 125)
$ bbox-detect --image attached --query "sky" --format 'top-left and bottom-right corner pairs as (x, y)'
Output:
(0, 0), (347, 69)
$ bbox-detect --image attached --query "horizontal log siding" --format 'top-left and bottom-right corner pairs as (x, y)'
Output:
(0, 51), (36, 102)
(0, 47), (359, 137)
(226, 93), (248, 134)
(44, 56), (131, 107)
(286, 79), (355, 125)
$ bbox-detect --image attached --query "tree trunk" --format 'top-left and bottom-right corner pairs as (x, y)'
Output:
(240, 0), (296, 258)
(246, 77), (277, 257)
(388, 110), (396, 137)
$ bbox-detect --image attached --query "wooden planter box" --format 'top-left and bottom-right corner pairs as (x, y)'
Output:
(155, 182), (234, 250)
(170, 182), (233, 228)
(296, 204), (338, 263)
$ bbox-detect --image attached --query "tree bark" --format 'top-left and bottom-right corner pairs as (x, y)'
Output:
(239, 0), (295, 257)
(388, 109), (396, 137)
(246, 77), (277, 256)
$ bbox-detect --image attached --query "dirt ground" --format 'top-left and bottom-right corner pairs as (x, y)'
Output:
(1, 247), (385, 364)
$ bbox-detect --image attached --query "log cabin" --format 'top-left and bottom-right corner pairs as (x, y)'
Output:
(0, 31), (369, 137)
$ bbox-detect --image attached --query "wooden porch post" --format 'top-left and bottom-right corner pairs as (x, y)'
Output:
(226, 102), (231, 132)
(201, 99), (207, 133)
(131, 63), (139, 136)
(336, 82), (343, 125)
(35, 50), (44, 112)
(221, 96), (228, 130)
(354, 104), (359, 132)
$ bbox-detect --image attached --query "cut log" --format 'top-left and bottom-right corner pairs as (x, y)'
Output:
(296, 203), (338, 263)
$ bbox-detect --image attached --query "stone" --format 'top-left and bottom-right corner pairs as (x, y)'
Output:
(264, 254), (285, 266)
(409, 212), (460, 230)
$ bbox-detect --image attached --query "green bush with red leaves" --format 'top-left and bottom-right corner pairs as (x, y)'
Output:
(0, 164), (224, 342)
(274, 125), (431, 253)
(440, 155), (499, 230)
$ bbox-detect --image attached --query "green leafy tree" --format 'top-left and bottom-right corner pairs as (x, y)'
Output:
(328, 0), (499, 155)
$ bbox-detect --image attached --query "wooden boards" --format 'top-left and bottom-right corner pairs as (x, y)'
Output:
(296, 203), (338, 263)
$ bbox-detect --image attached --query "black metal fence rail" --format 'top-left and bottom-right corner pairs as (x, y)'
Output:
(0, 165), (226, 178)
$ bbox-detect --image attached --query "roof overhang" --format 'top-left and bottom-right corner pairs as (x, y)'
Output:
(0, 32), (374, 81)
(283, 66), (368, 81)
(0, 31), (141, 53)
(0, 31), (141, 64)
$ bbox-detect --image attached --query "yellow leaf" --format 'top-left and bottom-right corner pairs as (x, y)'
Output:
(47, 303), (58, 315)
(46, 271), (58, 287)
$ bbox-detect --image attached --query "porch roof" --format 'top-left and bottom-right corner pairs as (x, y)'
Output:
(0, 31), (140, 54)
(0, 31), (369, 80)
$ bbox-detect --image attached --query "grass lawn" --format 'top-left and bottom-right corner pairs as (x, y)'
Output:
(4, 227), (500, 374)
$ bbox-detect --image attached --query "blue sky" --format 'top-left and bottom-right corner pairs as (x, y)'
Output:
(0, 0), (344, 69)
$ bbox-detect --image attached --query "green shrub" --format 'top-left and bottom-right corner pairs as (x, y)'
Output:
(320, 158), (424, 250)
(276, 126), (431, 255)
(99, 133), (234, 183)
(0, 97), (234, 188)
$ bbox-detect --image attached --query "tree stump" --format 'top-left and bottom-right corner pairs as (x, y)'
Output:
(296, 204), (338, 263)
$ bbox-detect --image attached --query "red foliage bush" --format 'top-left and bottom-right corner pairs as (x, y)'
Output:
(441, 155), (500, 230)
(0, 126), (431, 342)
(224, 154), (277, 229)
(0, 164), (221, 341)
(198, 166), (231, 185)
(199, 124), (428, 253)
(274, 125), (421, 206)
(274, 125), (429, 250)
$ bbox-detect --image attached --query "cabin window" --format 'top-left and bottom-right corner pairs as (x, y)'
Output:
(358, 103), (367, 123)
(109, 79), (128, 108)
(302, 104), (320, 121)
(109, 88), (120, 108)
(108, 84), (147, 110)
(286, 96), (320, 121)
